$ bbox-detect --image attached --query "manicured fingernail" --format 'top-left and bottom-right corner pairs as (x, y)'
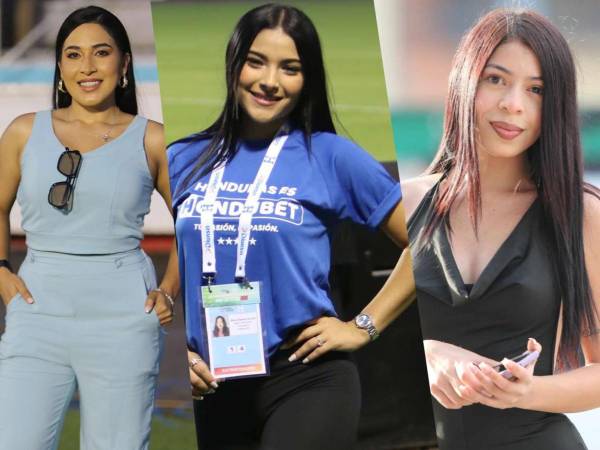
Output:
(26, 297), (34, 304)
(210, 381), (219, 389)
(145, 307), (151, 313)
(302, 357), (309, 364)
(207, 389), (216, 394)
(192, 395), (204, 401)
(288, 354), (297, 362)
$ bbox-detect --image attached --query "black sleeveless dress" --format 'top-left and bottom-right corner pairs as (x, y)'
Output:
(408, 182), (587, 450)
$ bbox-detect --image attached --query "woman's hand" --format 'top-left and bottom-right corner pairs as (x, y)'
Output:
(424, 339), (498, 410)
(188, 350), (220, 400)
(458, 338), (542, 410)
(283, 316), (371, 364)
(144, 288), (174, 326)
(0, 267), (33, 307)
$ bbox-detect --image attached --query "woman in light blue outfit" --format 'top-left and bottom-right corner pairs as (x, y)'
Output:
(0, 6), (178, 450)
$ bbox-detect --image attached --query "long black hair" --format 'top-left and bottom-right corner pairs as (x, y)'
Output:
(52, 5), (137, 114)
(424, 9), (599, 369)
(174, 3), (336, 196)
(213, 315), (230, 337)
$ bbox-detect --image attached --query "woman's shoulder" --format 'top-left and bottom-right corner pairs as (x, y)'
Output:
(167, 133), (211, 176)
(583, 189), (600, 231)
(142, 119), (165, 164)
(310, 131), (358, 151)
(308, 132), (378, 167)
(583, 189), (600, 288)
(168, 132), (210, 153)
(401, 173), (442, 220)
(1, 113), (36, 150)
(5, 112), (35, 136)
(143, 119), (163, 145)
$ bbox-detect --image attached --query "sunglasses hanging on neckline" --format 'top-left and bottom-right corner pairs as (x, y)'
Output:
(48, 147), (82, 211)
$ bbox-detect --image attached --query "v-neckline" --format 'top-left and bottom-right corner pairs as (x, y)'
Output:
(49, 111), (139, 156)
(436, 197), (539, 305)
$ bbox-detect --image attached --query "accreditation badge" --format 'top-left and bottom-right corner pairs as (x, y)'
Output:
(201, 282), (269, 379)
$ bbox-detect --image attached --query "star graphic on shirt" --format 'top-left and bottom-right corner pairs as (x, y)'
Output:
(250, 238), (257, 246)
(217, 237), (225, 245)
(225, 237), (233, 245)
(234, 238), (240, 245)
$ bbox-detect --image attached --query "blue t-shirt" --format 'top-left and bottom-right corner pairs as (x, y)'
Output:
(168, 129), (401, 358)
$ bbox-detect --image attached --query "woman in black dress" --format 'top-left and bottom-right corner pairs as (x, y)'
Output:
(402, 8), (600, 449)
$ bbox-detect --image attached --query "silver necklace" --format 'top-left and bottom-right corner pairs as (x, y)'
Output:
(69, 110), (119, 143)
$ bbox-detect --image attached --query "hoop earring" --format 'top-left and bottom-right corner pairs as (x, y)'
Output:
(119, 75), (129, 89)
(58, 79), (66, 93)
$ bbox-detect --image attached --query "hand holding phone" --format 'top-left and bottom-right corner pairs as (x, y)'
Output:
(493, 350), (540, 380)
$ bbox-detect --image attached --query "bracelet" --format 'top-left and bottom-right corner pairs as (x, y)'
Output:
(0, 259), (13, 273)
(152, 288), (175, 309)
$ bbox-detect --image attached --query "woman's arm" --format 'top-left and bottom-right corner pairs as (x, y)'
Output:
(459, 193), (600, 413)
(143, 121), (180, 325)
(286, 200), (416, 362)
(0, 114), (35, 306)
(286, 176), (441, 363)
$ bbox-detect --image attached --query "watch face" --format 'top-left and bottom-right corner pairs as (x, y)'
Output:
(356, 314), (371, 328)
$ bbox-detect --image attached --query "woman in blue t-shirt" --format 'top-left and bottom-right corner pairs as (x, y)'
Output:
(168, 4), (413, 449)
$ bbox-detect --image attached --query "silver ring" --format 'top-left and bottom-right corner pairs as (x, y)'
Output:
(316, 337), (325, 347)
(189, 358), (203, 369)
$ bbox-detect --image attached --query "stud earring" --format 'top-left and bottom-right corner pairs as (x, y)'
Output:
(58, 79), (66, 93)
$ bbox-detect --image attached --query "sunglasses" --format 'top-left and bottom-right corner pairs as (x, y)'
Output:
(48, 147), (82, 210)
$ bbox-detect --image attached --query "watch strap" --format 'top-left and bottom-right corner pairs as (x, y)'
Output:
(354, 313), (379, 341)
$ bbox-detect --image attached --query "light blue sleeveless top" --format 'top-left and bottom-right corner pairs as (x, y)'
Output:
(17, 110), (154, 254)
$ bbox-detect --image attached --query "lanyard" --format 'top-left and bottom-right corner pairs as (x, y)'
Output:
(200, 131), (289, 282)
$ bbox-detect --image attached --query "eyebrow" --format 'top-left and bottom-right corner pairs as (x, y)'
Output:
(63, 43), (113, 51)
(247, 50), (301, 64)
(485, 63), (543, 81)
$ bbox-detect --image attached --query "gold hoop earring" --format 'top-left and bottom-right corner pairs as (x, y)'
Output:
(58, 79), (66, 93)
(119, 75), (128, 89)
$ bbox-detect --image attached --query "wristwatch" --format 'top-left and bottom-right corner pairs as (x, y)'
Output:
(354, 313), (379, 341)
(0, 259), (13, 273)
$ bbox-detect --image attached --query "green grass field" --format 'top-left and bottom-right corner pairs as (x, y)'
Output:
(58, 409), (196, 450)
(152, 0), (397, 161)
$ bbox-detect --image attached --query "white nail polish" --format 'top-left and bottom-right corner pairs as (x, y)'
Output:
(288, 354), (297, 362)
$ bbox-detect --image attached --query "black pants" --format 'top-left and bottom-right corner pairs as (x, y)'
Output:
(194, 349), (361, 450)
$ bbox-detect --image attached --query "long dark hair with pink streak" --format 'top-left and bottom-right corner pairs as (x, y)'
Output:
(423, 8), (599, 369)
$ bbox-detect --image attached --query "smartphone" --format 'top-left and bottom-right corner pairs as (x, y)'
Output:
(493, 350), (540, 380)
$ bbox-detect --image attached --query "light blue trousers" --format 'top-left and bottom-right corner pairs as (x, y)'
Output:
(0, 248), (164, 450)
